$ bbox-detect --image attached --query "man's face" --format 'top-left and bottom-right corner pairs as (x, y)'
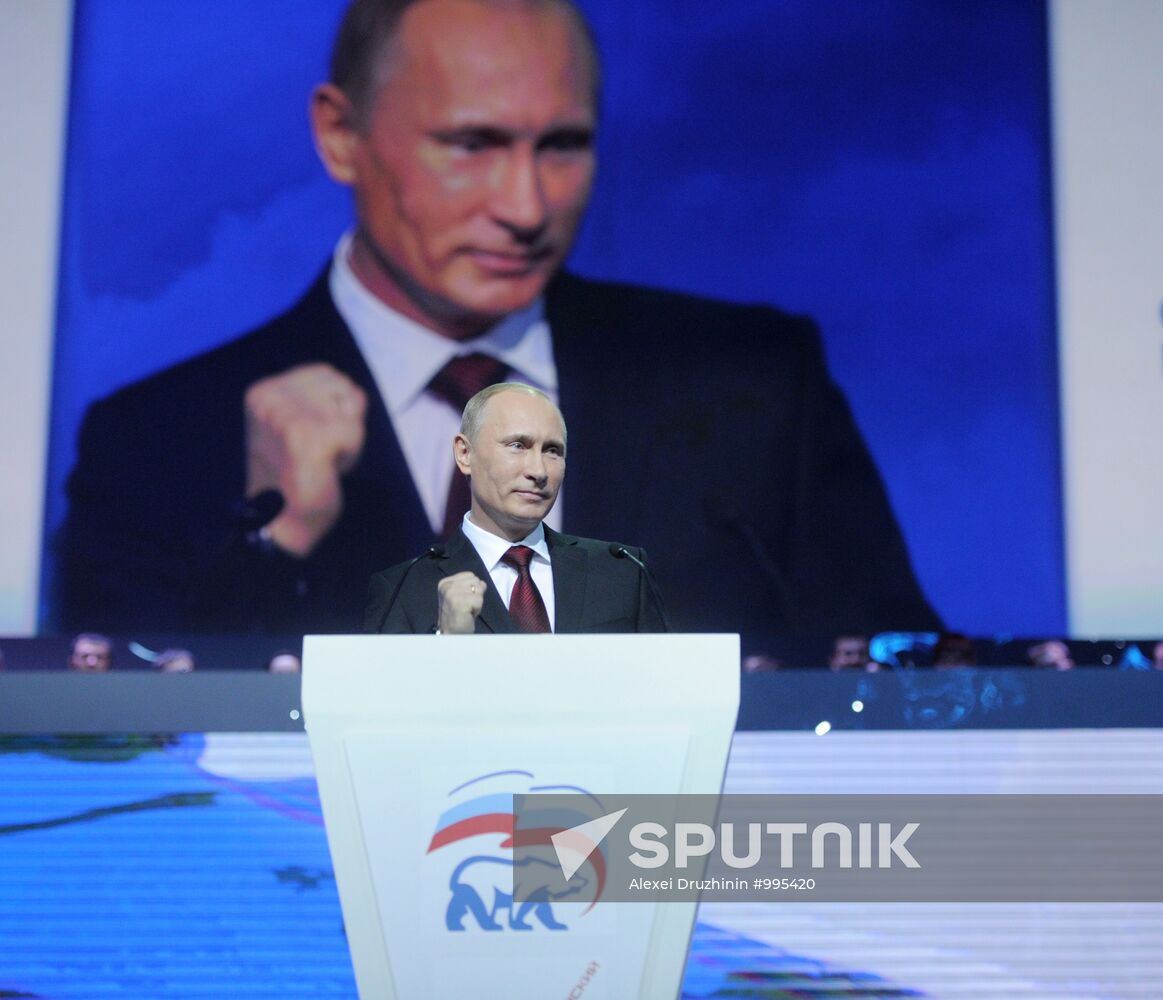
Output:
(456, 389), (566, 540)
(70, 638), (111, 672)
(319, 0), (597, 338)
(829, 636), (869, 671)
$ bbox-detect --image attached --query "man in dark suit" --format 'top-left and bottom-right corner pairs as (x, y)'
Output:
(367, 382), (665, 634)
(55, 0), (940, 638)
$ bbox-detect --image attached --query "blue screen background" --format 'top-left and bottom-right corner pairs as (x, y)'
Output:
(42, 0), (1062, 635)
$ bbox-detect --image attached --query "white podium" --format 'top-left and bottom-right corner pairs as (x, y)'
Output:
(302, 633), (739, 1000)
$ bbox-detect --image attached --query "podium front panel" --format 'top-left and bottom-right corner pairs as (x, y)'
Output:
(302, 634), (739, 1000)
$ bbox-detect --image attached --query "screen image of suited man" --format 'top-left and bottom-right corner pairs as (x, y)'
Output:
(366, 382), (668, 635)
(54, 0), (941, 637)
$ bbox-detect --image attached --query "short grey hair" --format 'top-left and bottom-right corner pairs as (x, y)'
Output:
(460, 382), (567, 445)
(330, 0), (601, 126)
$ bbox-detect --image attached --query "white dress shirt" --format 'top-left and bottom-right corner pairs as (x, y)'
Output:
(329, 232), (563, 533)
(461, 513), (556, 632)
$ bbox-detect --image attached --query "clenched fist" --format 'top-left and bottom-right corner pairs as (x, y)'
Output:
(245, 363), (367, 556)
(437, 572), (487, 634)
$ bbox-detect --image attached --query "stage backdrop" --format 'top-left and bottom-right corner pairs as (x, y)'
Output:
(8, 1), (1159, 637)
(32, 0), (1064, 637)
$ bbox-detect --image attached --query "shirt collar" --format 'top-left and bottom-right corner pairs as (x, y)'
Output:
(329, 232), (557, 414)
(461, 513), (551, 571)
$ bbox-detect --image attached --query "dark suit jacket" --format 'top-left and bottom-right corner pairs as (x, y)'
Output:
(55, 268), (941, 636)
(365, 527), (666, 635)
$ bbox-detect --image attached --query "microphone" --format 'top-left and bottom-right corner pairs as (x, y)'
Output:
(373, 544), (446, 633)
(702, 499), (800, 631)
(608, 543), (672, 632)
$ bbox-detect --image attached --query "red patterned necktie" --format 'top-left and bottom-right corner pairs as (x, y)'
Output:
(427, 353), (511, 538)
(501, 545), (551, 633)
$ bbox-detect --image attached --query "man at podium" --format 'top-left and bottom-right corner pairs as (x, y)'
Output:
(365, 383), (668, 634)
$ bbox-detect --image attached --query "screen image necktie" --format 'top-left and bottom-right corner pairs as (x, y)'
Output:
(427, 353), (511, 539)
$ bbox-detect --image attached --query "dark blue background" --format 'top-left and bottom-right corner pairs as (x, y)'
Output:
(44, 0), (1062, 635)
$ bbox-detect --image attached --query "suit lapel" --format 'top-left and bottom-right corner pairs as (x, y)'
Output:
(438, 529), (515, 634)
(546, 527), (587, 634)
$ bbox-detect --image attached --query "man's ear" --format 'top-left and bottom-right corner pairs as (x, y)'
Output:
(309, 83), (360, 185)
(453, 434), (472, 476)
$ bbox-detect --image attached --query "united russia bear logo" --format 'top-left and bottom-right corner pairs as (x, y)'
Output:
(426, 769), (608, 932)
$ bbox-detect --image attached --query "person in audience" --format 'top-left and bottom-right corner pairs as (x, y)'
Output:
(742, 653), (782, 673)
(933, 631), (976, 669)
(829, 633), (870, 671)
(1026, 639), (1075, 671)
(68, 632), (113, 672)
(267, 651), (302, 674)
(154, 648), (196, 673)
